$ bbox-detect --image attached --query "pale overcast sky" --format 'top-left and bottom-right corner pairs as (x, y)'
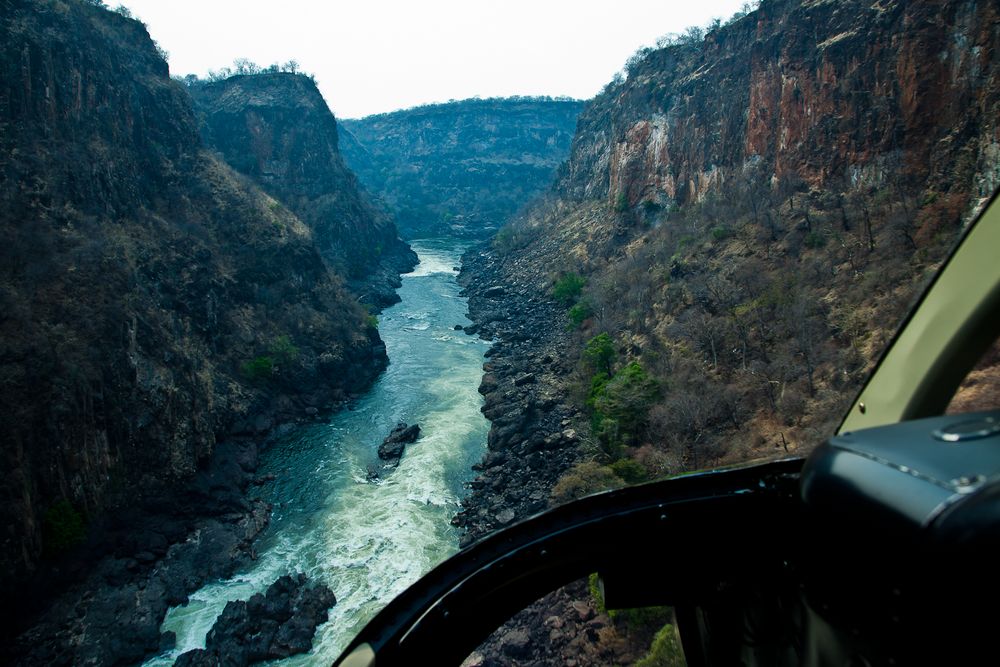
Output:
(118, 0), (750, 119)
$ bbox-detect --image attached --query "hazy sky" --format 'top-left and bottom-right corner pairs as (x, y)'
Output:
(118, 0), (750, 119)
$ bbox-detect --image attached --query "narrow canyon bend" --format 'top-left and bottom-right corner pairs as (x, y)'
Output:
(2, 0), (999, 665)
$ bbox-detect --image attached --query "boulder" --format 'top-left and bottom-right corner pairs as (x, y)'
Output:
(377, 422), (422, 466)
(175, 573), (336, 666)
(514, 372), (535, 386)
(500, 628), (531, 658)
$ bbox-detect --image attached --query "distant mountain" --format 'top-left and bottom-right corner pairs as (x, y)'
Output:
(340, 98), (584, 238)
(187, 73), (416, 306)
(0, 0), (394, 609)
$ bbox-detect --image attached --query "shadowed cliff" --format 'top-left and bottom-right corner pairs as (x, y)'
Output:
(187, 72), (417, 307)
(0, 0), (393, 610)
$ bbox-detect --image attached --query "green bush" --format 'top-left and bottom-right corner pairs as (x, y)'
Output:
(711, 226), (734, 241)
(588, 572), (607, 613)
(43, 499), (86, 556)
(804, 231), (826, 248)
(366, 314), (379, 330)
(617, 606), (674, 629)
(635, 623), (686, 667)
(551, 462), (622, 503)
(614, 192), (629, 213)
(240, 355), (274, 381)
(610, 458), (648, 484)
(583, 333), (615, 375)
(589, 361), (660, 455)
(567, 301), (593, 329)
(493, 227), (514, 249)
(269, 335), (299, 364)
(552, 273), (586, 305)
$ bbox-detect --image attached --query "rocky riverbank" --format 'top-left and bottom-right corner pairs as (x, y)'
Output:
(453, 244), (584, 544)
(455, 240), (666, 665)
(7, 437), (270, 665)
(4, 321), (416, 667)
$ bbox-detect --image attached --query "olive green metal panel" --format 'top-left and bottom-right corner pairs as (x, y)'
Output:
(338, 643), (376, 667)
(840, 196), (1000, 433)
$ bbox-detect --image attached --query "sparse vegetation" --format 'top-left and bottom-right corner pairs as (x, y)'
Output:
(552, 272), (586, 305)
(551, 462), (622, 504)
(613, 192), (629, 213)
(635, 623), (686, 667)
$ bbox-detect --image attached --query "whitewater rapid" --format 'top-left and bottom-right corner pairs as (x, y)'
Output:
(148, 239), (490, 665)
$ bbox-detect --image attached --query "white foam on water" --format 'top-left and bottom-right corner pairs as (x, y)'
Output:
(405, 253), (458, 278)
(403, 322), (430, 331)
(147, 240), (490, 666)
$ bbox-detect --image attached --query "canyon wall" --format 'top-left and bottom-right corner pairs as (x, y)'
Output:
(557, 0), (998, 211)
(340, 97), (584, 238)
(0, 0), (392, 599)
(188, 73), (416, 306)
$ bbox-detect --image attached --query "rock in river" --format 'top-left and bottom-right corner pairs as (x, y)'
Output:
(377, 422), (422, 466)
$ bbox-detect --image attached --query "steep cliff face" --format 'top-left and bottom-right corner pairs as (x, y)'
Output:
(340, 98), (584, 238)
(504, 0), (1000, 464)
(484, 0), (1000, 508)
(188, 73), (415, 303)
(465, 2), (999, 662)
(0, 0), (385, 597)
(559, 0), (999, 209)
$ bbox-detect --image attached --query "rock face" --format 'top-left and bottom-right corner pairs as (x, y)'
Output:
(339, 97), (584, 238)
(187, 73), (417, 308)
(559, 0), (999, 209)
(174, 574), (336, 667)
(377, 422), (421, 467)
(0, 0), (392, 650)
(10, 439), (271, 666)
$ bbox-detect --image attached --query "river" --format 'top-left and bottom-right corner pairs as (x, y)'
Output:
(148, 239), (491, 665)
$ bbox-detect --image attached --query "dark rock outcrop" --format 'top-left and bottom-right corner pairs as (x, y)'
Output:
(174, 573), (336, 666)
(10, 439), (271, 666)
(453, 248), (583, 545)
(339, 97), (584, 239)
(187, 72), (417, 309)
(377, 422), (422, 467)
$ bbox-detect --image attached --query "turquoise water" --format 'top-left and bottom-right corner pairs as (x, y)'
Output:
(148, 239), (490, 665)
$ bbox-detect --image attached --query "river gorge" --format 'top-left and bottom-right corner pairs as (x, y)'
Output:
(150, 240), (490, 665)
